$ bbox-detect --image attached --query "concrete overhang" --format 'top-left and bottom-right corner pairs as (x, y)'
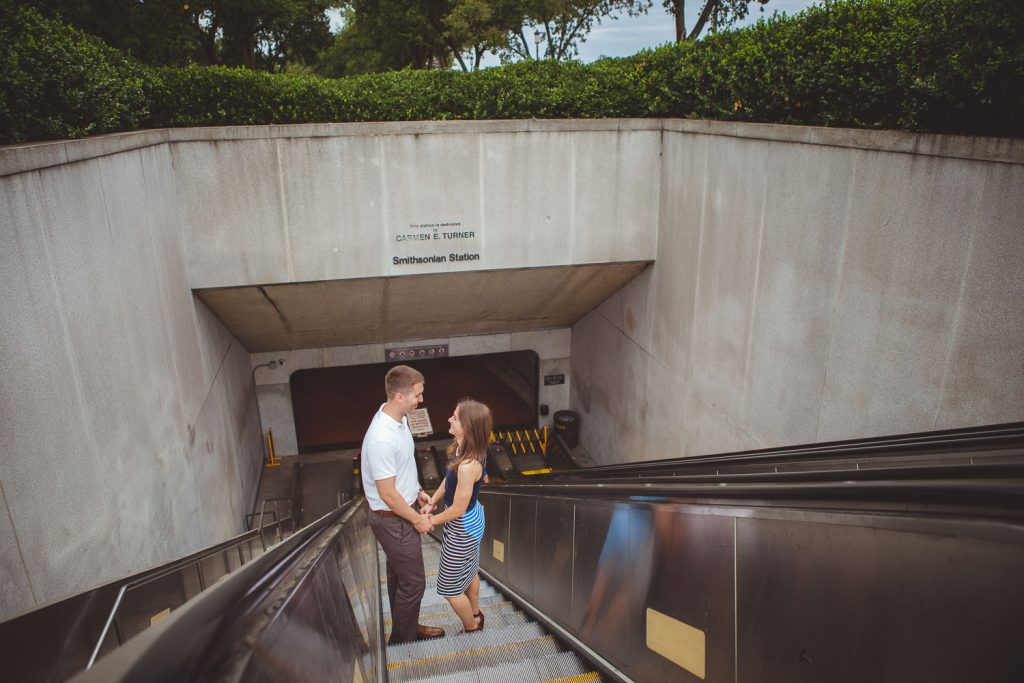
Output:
(196, 261), (649, 352)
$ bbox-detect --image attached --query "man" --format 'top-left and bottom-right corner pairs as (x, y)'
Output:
(361, 365), (445, 643)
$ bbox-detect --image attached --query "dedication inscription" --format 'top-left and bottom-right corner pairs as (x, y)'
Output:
(392, 220), (480, 266)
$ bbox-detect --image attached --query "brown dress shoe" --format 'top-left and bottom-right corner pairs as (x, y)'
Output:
(416, 624), (445, 640)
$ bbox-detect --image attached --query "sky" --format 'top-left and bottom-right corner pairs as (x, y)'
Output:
(328, 1), (822, 67)
(573, 0), (821, 62)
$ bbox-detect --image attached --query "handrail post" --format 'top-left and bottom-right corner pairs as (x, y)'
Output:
(86, 585), (128, 670)
(257, 499), (269, 552)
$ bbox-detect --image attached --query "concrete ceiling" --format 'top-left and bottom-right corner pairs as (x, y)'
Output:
(196, 262), (650, 352)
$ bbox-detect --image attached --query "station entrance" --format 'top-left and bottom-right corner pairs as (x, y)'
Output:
(289, 351), (540, 452)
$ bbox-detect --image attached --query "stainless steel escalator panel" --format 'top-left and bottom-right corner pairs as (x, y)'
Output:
(481, 494), (512, 584)
(533, 498), (575, 626)
(569, 502), (632, 666)
(622, 504), (736, 683)
(241, 563), (364, 683)
(736, 515), (1024, 683)
(339, 509), (386, 680)
(509, 497), (539, 599)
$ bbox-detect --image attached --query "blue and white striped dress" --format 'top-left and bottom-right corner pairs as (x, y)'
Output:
(436, 458), (485, 597)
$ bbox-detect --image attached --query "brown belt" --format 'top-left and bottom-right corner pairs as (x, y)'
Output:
(371, 509), (399, 518)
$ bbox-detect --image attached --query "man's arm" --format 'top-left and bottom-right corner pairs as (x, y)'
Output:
(377, 476), (432, 532)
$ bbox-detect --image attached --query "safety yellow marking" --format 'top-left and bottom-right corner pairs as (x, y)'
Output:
(388, 635), (555, 670)
(544, 673), (601, 683)
(493, 539), (505, 562)
(646, 607), (706, 679)
(522, 468), (553, 475)
(149, 607), (171, 626)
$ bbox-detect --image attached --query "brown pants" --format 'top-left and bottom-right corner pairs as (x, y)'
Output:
(368, 511), (426, 644)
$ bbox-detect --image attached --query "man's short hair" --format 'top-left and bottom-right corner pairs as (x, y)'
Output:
(385, 365), (424, 399)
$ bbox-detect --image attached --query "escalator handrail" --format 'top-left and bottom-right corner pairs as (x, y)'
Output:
(72, 500), (359, 682)
(523, 422), (1024, 481)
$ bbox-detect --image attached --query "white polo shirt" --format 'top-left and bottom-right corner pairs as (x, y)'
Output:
(361, 404), (419, 511)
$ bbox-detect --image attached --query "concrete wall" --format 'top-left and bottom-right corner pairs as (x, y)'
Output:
(3, 118), (1021, 621)
(0, 140), (261, 621)
(169, 121), (660, 288)
(572, 122), (1024, 464)
(252, 329), (571, 457)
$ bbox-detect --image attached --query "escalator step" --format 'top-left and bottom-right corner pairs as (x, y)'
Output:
(387, 627), (559, 682)
(544, 673), (602, 683)
(532, 650), (602, 680)
(386, 603), (529, 637)
(386, 596), (513, 623)
(403, 650), (602, 683)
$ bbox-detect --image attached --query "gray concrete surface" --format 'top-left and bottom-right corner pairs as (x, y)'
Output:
(572, 124), (1024, 464)
(196, 261), (648, 352)
(170, 123), (660, 289)
(0, 146), (260, 621)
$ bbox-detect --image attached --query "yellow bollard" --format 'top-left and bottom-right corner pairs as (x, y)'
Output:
(266, 428), (280, 468)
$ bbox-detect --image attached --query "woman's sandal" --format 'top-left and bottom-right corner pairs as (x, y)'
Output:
(474, 611), (485, 630)
(458, 623), (481, 635)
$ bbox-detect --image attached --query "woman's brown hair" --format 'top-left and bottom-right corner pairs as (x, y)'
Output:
(446, 399), (492, 471)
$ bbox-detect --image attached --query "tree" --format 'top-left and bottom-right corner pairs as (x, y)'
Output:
(663, 0), (770, 42)
(23, 0), (204, 65)
(503, 0), (651, 62)
(24, 0), (336, 71)
(325, 0), (651, 75)
(188, 0), (336, 71)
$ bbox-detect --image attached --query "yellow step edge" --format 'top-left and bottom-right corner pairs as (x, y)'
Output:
(545, 673), (601, 683)
(387, 635), (555, 670)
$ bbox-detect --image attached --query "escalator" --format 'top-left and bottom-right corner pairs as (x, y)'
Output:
(384, 538), (601, 682)
(3, 423), (1023, 682)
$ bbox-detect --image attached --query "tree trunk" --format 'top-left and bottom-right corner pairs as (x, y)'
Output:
(672, 0), (686, 43)
(687, 0), (718, 41)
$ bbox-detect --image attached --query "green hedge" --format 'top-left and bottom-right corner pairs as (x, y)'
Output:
(0, 1), (150, 144)
(2, 0), (1021, 145)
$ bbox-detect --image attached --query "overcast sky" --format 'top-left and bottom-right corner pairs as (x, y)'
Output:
(328, 1), (822, 66)
(575, 0), (821, 62)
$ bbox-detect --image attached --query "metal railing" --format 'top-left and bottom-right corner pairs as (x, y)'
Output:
(71, 499), (383, 683)
(83, 499), (298, 671)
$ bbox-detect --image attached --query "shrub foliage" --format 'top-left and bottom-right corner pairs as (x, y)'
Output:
(0, 0), (149, 143)
(2, 0), (1021, 145)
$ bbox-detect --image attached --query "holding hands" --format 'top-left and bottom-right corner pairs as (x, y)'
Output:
(414, 513), (433, 534)
(414, 491), (436, 533)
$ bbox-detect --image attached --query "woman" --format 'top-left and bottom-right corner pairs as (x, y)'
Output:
(423, 399), (491, 634)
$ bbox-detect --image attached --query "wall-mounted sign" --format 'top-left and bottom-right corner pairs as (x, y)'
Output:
(392, 220), (481, 266)
(544, 374), (566, 386)
(386, 344), (449, 362)
(407, 408), (433, 437)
